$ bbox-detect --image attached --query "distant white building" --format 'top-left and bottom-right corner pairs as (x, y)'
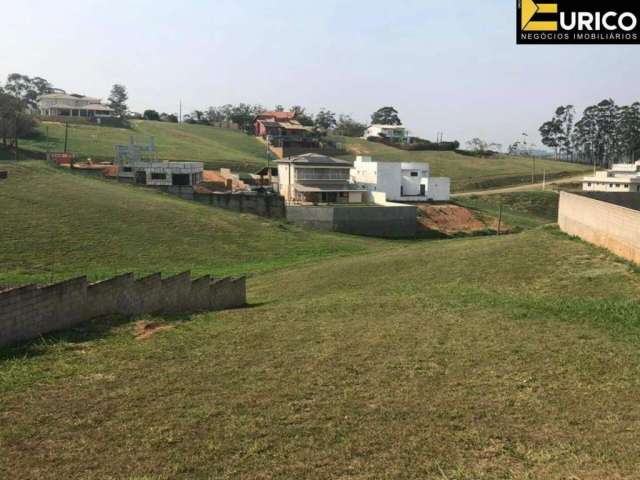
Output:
(37, 93), (113, 119)
(363, 125), (409, 143)
(583, 161), (640, 193)
(351, 156), (450, 202)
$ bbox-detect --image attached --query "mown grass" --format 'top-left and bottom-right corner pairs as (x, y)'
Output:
(334, 136), (590, 192)
(0, 161), (389, 286)
(20, 120), (269, 171)
(2, 226), (640, 479)
(2, 159), (640, 479)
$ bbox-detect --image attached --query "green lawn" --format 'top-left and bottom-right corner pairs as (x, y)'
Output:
(2, 160), (640, 479)
(456, 191), (561, 230)
(334, 136), (590, 192)
(20, 120), (269, 171)
(0, 161), (388, 286)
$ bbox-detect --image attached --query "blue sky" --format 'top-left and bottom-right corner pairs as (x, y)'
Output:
(1, 0), (638, 147)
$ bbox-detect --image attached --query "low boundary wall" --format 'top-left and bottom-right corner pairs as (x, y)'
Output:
(161, 186), (286, 219)
(558, 191), (640, 264)
(287, 204), (417, 238)
(0, 273), (246, 348)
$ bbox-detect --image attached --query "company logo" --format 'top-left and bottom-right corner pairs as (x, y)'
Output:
(517, 0), (640, 44)
(521, 0), (558, 32)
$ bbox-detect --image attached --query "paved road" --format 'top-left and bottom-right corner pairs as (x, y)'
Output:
(452, 174), (587, 198)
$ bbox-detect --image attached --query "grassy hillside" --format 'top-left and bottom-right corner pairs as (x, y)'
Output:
(335, 136), (589, 192)
(20, 120), (268, 171)
(15, 121), (590, 192)
(457, 191), (561, 229)
(2, 218), (640, 477)
(0, 161), (388, 286)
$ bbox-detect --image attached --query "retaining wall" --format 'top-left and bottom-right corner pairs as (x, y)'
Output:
(164, 186), (286, 218)
(287, 204), (417, 238)
(0, 273), (246, 348)
(558, 191), (640, 264)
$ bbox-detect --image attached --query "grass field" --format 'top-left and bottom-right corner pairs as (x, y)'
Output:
(19, 120), (268, 171)
(0, 161), (387, 286)
(2, 161), (640, 479)
(334, 136), (590, 192)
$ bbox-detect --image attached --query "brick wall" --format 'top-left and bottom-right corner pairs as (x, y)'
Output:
(558, 191), (640, 265)
(0, 273), (246, 348)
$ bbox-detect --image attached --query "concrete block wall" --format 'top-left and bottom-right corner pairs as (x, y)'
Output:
(192, 191), (286, 218)
(286, 205), (417, 238)
(0, 272), (246, 348)
(558, 191), (640, 265)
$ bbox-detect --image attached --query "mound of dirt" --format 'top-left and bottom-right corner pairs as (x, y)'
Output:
(417, 204), (510, 237)
(134, 320), (174, 340)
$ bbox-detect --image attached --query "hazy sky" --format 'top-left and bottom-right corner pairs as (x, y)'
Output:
(2, 0), (638, 147)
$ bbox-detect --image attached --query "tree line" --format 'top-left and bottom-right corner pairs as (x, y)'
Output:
(539, 99), (640, 167)
(146, 105), (406, 138)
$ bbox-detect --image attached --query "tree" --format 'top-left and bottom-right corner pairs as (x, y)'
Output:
(108, 84), (128, 118)
(230, 103), (263, 131)
(539, 119), (562, 159)
(334, 114), (367, 137)
(162, 113), (178, 123)
(190, 110), (207, 124)
(466, 138), (499, 157)
(274, 105), (285, 112)
(143, 109), (160, 121)
(371, 106), (401, 125)
(290, 105), (314, 126)
(314, 109), (337, 131)
(0, 92), (36, 148)
(4, 73), (55, 108)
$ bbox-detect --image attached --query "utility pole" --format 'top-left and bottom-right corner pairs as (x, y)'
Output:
(542, 168), (546, 190)
(14, 113), (19, 161)
(497, 200), (503, 236)
(179, 100), (182, 124)
(63, 122), (69, 153)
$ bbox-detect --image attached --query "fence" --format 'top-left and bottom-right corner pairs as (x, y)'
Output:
(558, 191), (640, 265)
(0, 272), (246, 348)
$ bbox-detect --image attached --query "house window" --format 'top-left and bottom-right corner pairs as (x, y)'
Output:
(410, 172), (418, 177)
(123, 167), (132, 172)
(587, 183), (592, 187)
(151, 173), (166, 180)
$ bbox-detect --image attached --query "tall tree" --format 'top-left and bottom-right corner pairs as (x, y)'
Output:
(0, 92), (36, 148)
(108, 84), (128, 118)
(314, 109), (337, 130)
(4, 73), (55, 108)
(143, 109), (160, 121)
(290, 105), (314, 126)
(616, 103), (640, 161)
(334, 115), (367, 137)
(371, 106), (401, 125)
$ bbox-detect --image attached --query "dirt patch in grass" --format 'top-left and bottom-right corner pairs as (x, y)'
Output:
(133, 320), (174, 340)
(417, 203), (510, 236)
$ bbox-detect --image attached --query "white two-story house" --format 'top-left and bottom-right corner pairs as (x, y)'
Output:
(583, 161), (640, 193)
(276, 153), (368, 205)
(363, 124), (410, 144)
(351, 156), (450, 202)
(37, 93), (114, 119)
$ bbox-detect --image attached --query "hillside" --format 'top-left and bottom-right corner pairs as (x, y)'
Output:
(334, 136), (590, 192)
(20, 120), (268, 171)
(0, 161), (387, 287)
(2, 165), (640, 477)
(14, 121), (590, 192)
